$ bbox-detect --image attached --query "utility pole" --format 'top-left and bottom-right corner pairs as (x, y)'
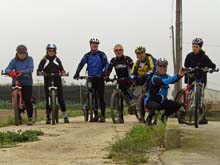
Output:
(174, 0), (183, 95)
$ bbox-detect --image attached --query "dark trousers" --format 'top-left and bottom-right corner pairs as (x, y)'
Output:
(118, 79), (134, 99)
(44, 77), (66, 115)
(146, 99), (181, 118)
(21, 86), (33, 118)
(90, 77), (105, 118)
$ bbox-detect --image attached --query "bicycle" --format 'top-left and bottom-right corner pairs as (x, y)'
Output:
(175, 67), (219, 128)
(107, 76), (140, 123)
(1, 71), (37, 126)
(78, 76), (98, 122)
(37, 72), (69, 125)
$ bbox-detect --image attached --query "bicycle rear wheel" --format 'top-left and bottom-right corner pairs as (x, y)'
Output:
(136, 94), (145, 123)
(110, 91), (123, 124)
(175, 89), (194, 125)
(13, 89), (20, 126)
(51, 90), (57, 125)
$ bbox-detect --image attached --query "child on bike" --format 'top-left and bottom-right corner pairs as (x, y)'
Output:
(37, 44), (69, 124)
(73, 38), (109, 122)
(183, 38), (216, 124)
(5, 45), (34, 125)
(105, 44), (134, 123)
(144, 58), (185, 125)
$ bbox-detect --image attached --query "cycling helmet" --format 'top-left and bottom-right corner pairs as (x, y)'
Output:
(89, 38), (100, 44)
(192, 38), (203, 47)
(135, 46), (146, 54)
(46, 44), (57, 50)
(157, 58), (168, 66)
(16, 45), (28, 54)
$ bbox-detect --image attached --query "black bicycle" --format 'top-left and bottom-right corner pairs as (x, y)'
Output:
(108, 76), (141, 123)
(37, 72), (69, 125)
(78, 76), (98, 122)
(175, 67), (219, 128)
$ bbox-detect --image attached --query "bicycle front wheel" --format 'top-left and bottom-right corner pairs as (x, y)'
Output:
(110, 91), (123, 124)
(51, 90), (57, 125)
(13, 89), (20, 126)
(195, 85), (203, 128)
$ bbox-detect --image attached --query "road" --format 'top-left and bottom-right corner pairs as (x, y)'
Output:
(0, 115), (138, 165)
(160, 121), (220, 165)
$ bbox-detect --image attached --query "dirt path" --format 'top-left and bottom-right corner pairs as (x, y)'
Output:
(0, 115), (138, 165)
(160, 121), (220, 165)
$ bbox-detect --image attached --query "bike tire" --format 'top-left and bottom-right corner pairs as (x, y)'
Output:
(136, 94), (145, 123)
(175, 89), (194, 125)
(89, 92), (94, 122)
(51, 90), (56, 125)
(55, 105), (59, 124)
(13, 89), (20, 126)
(195, 85), (203, 128)
(110, 91), (122, 124)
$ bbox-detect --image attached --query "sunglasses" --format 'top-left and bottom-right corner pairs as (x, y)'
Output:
(114, 49), (123, 52)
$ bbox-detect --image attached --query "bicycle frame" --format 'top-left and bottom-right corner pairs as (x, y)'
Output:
(11, 79), (23, 110)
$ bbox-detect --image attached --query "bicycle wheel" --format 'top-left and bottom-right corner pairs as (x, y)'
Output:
(136, 94), (145, 123)
(55, 104), (59, 124)
(13, 89), (20, 126)
(51, 89), (57, 125)
(110, 90), (122, 124)
(195, 85), (203, 128)
(81, 93), (89, 122)
(89, 92), (94, 122)
(175, 89), (194, 125)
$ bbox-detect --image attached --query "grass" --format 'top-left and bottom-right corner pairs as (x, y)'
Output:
(0, 130), (44, 148)
(108, 123), (165, 165)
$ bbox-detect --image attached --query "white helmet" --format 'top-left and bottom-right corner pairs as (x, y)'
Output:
(157, 58), (168, 66)
(89, 38), (100, 44)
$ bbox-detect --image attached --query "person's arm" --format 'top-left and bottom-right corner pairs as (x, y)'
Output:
(74, 55), (87, 77)
(205, 55), (216, 69)
(127, 56), (134, 68)
(131, 62), (138, 77)
(5, 59), (15, 74)
(22, 57), (34, 74)
(184, 54), (191, 68)
(37, 59), (46, 72)
(102, 52), (109, 72)
(57, 58), (65, 72)
(106, 58), (114, 76)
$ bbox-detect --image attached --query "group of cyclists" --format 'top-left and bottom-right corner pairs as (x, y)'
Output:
(3, 37), (216, 126)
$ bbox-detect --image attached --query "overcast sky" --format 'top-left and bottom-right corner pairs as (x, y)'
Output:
(0, 0), (219, 89)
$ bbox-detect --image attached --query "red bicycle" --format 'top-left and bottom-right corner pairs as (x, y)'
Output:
(1, 71), (37, 126)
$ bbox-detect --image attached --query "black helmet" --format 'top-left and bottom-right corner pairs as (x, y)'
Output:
(16, 45), (28, 54)
(46, 44), (57, 50)
(157, 58), (168, 66)
(192, 38), (203, 47)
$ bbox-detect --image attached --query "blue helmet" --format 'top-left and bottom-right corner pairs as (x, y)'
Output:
(46, 44), (57, 50)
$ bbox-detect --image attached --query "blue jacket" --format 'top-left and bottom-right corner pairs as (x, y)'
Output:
(75, 51), (108, 77)
(5, 56), (34, 86)
(144, 73), (180, 105)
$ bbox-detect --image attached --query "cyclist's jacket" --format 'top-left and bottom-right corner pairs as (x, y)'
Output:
(5, 56), (34, 86)
(75, 50), (108, 77)
(184, 50), (216, 84)
(107, 55), (133, 78)
(144, 73), (181, 105)
(37, 55), (64, 74)
(131, 54), (156, 85)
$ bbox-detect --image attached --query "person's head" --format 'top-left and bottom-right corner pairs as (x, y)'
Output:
(114, 44), (124, 58)
(192, 38), (203, 55)
(46, 44), (57, 57)
(135, 46), (146, 62)
(89, 38), (99, 52)
(16, 45), (28, 60)
(156, 58), (168, 75)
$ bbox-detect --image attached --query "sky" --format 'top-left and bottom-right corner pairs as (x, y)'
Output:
(0, 0), (219, 89)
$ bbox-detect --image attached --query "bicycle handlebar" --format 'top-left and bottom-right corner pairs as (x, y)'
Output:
(37, 72), (69, 77)
(1, 70), (31, 77)
(185, 67), (219, 74)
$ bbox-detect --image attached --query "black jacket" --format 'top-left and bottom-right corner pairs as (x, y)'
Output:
(107, 55), (133, 78)
(184, 50), (216, 84)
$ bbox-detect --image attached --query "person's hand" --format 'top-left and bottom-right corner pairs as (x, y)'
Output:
(16, 70), (23, 77)
(178, 67), (185, 77)
(9, 70), (16, 78)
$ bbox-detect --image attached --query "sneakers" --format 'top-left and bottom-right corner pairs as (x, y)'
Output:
(99, 117), (105, 123)
(64, 117), (69, 123)
(199, 117), (208, 125)
(46, 118), (51, 124)
(27, 118), (33, 126)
